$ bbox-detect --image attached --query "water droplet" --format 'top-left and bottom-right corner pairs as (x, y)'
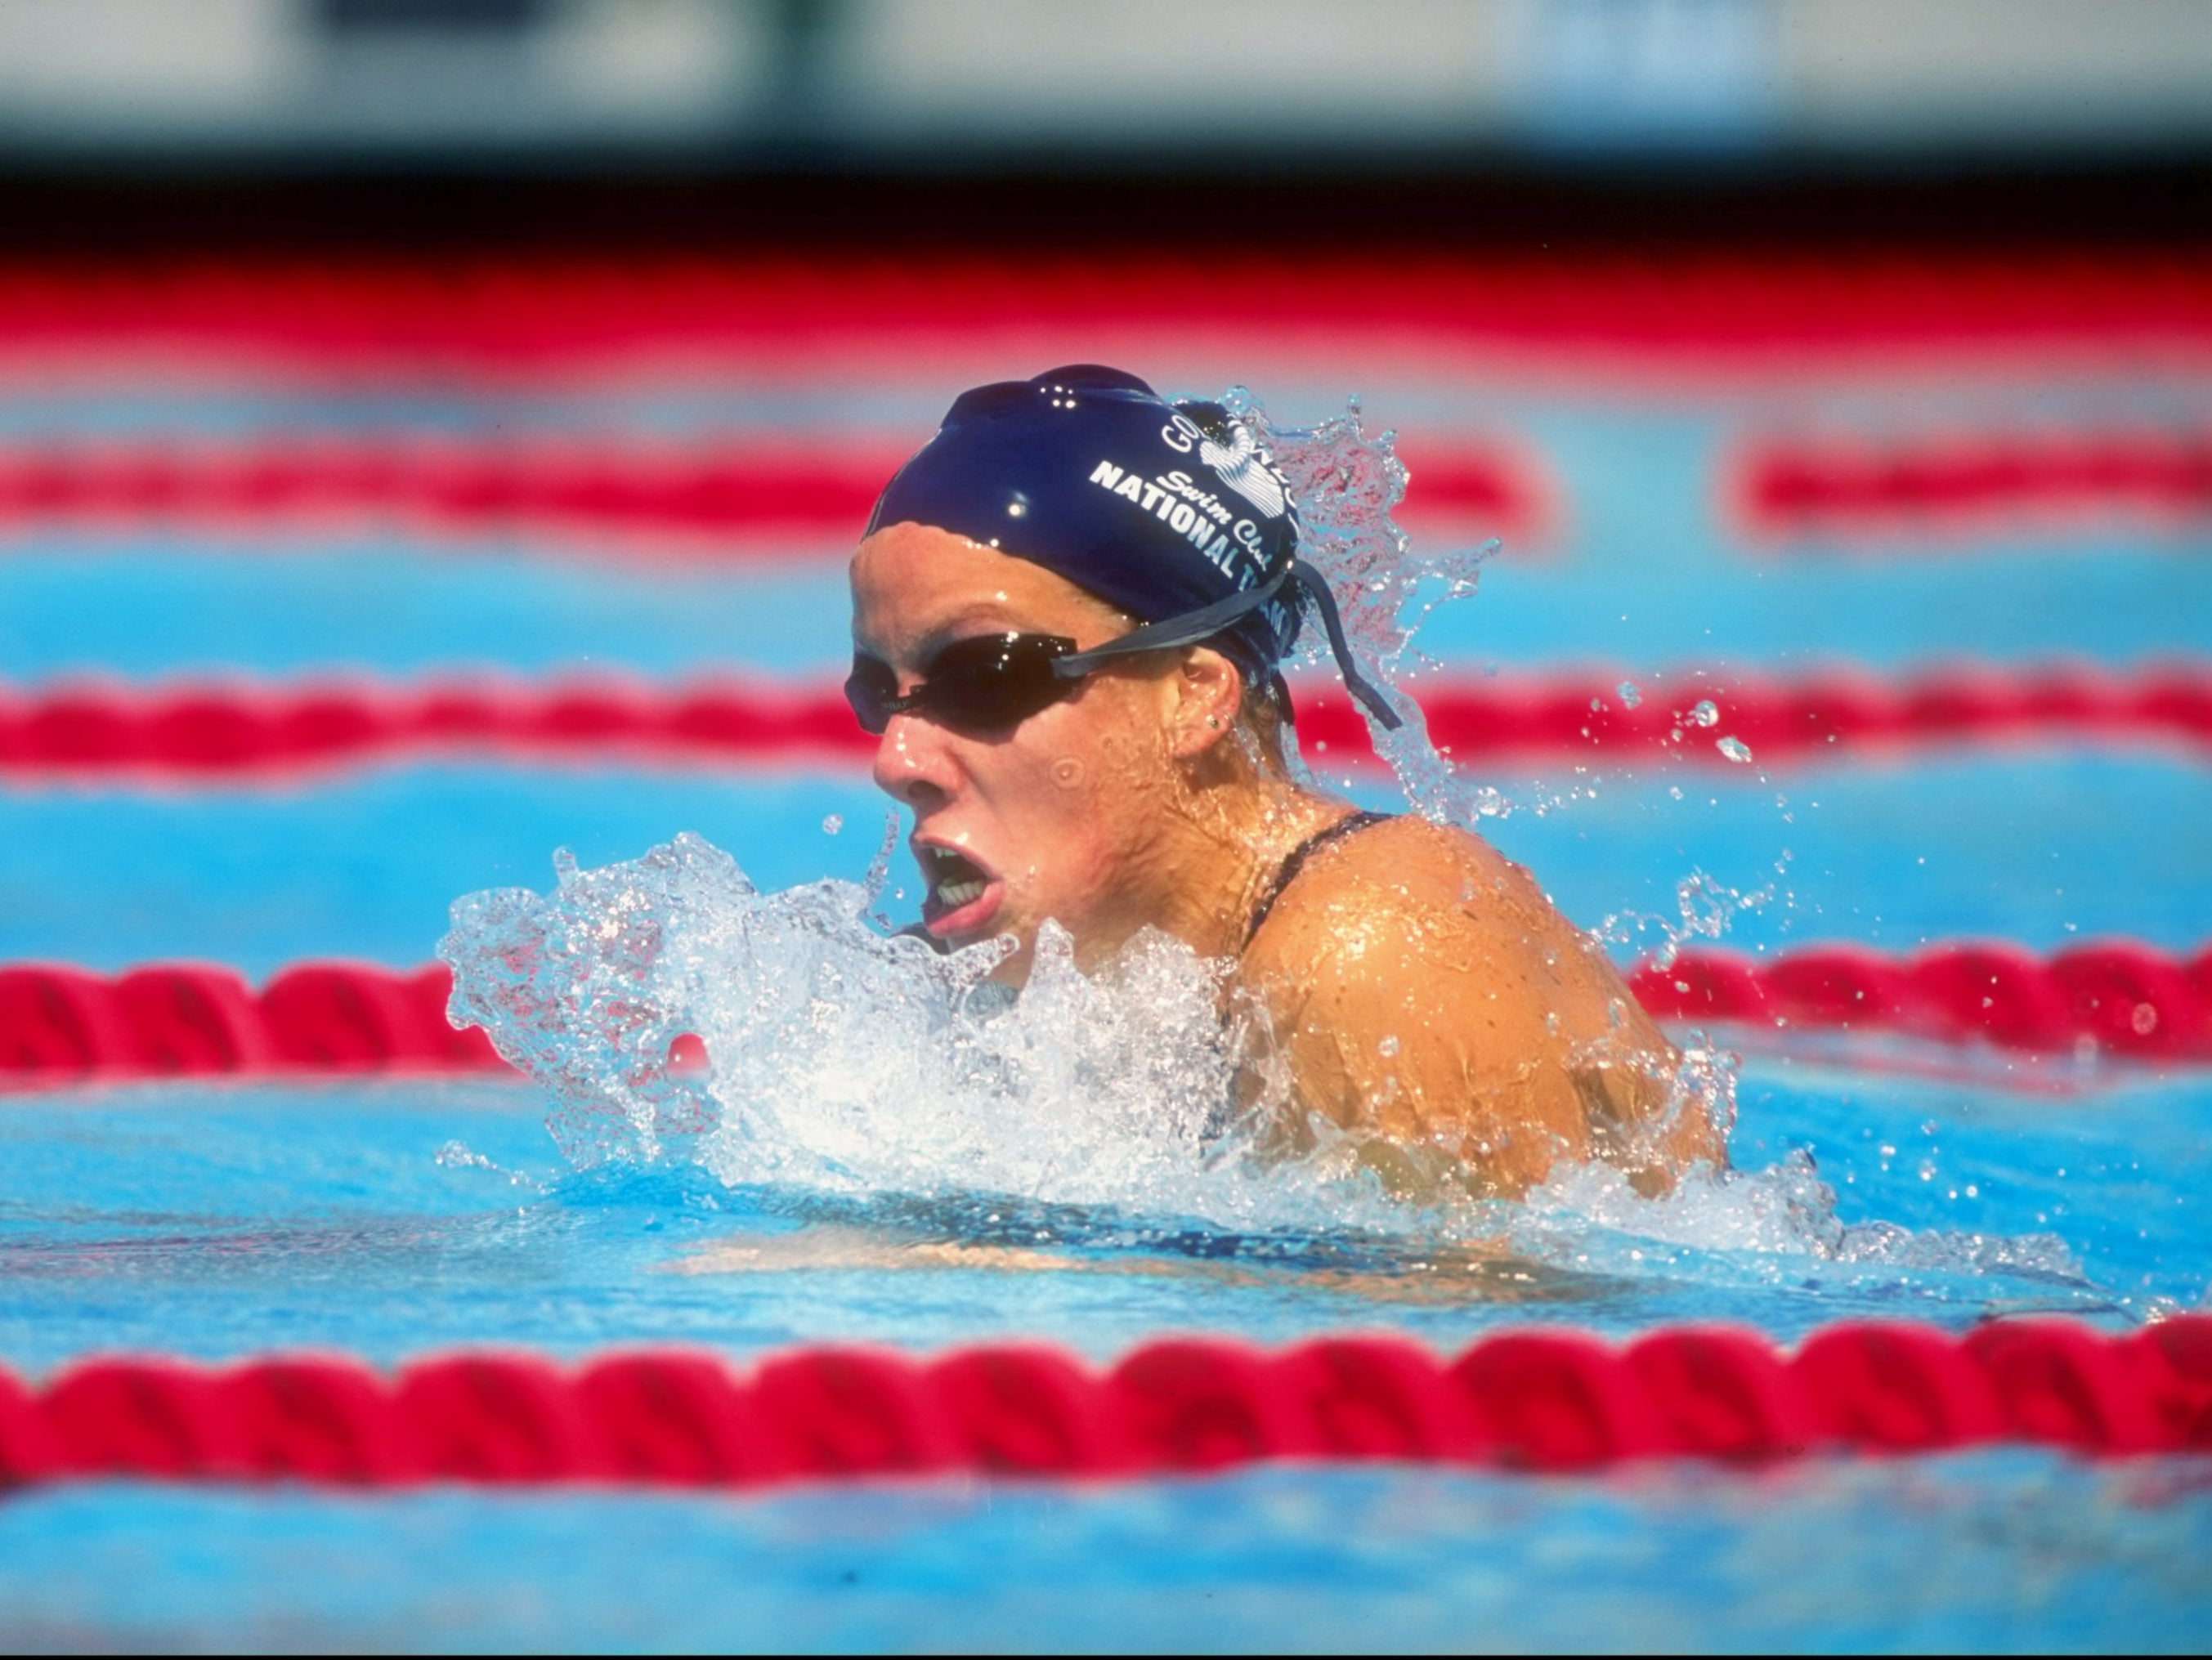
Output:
(1377, 1034), (1400, 1058)
(1616, 681), (1641, 709)
(1716, 736), (1753, 763)
(437, 1140), (496, 1172)
(1689, 700), (1719, 727)
(821, 814), (844, 835)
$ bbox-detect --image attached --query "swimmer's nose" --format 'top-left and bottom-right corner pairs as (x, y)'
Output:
(869, 713), (956, 809)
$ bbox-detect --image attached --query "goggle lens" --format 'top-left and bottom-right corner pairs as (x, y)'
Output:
(844, 633), (1080, 737)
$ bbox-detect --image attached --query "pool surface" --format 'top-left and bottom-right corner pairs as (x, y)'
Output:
(2, 254), (2209, 1650)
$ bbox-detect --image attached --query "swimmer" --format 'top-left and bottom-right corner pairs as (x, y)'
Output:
(849, 366), (1723, 1199)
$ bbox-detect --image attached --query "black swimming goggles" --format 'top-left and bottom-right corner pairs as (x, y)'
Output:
(844, 561), (1402, 739)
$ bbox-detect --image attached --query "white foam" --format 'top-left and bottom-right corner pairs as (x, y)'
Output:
(1514, 1149), (2083, 1283)
(441, 831), (1408, 1233)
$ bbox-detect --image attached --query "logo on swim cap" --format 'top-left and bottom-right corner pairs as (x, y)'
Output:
(1200, 426), (1288, 520)
(1163, 410), (1290, 520)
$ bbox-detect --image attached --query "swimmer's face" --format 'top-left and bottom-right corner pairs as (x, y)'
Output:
(850, 521), (1190, 980)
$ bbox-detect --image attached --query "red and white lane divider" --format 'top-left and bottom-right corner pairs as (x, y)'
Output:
(1734, 429), (2212, 544)
(0, 436), (1543, 553)
(2, 940), (2207, 1090)
(1624, 941), (2212, 1062)
(3, 252), (2209, 383)
(2, 1319), (2207, 1483)
(0, 962), (502, 1081)
(2, 664), (2207, 781)
(0, 438), (894, 554)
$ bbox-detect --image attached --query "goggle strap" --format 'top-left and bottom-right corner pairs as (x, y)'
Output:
(1052, 570), (1291, 672)
(1288, 558), (1404, 731)
(1054, 561), (1403, 732)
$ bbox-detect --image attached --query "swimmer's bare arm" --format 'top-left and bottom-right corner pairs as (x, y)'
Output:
(1236, 817), (1723, 1197)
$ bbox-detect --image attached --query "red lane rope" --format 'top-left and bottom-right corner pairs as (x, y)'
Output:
(0, 962), (504, 1082)
(0, 440), (895, 552)
(0, 436), (1544, 554)
(3, 939), (2208, 1089)
(2, 253), (2210, 378)
(4, 664), (2207, 781)
(1626, 941), (2212, 1062)
(1735, 429), (2212, 544)
(3, 1319), (2207, 1485)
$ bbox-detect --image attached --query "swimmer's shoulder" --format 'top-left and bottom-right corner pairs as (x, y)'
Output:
(1240, 811), (1646, 1053)
(1238, 811), (1721, 1193)
(1243, 812), (1559, 975)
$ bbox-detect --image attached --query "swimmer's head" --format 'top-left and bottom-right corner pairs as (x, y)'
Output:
(863, 366), (1396, 731)
(849, 366), (1395, 975)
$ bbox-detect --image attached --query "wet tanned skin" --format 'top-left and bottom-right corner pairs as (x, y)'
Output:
(1238, 817), (1725, 1197)
(850, 521), (1724, 1197)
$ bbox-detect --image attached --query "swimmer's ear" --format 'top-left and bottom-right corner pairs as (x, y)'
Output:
(1166, 646), (1245, 759)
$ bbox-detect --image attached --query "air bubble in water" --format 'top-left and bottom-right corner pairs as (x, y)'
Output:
(1717, 736), (1753, 763)
(822, 815), (844, 835)
(1689, 700), (1719, 727)
(1616, 681), (1641, 709)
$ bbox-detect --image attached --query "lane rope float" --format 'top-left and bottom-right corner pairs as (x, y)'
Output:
(2, 1319), (2206, 1487)
(3, 252), (2208, 377)
(3, 664), (2207, 780)
(1735, 429), (2212, 544)
(0, 436), (1541, 551)
(2, 939), (2209, 1088)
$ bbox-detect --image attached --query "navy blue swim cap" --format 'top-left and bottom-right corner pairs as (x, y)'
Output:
(866, 365), (1399, 729)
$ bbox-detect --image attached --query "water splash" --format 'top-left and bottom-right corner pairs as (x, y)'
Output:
(1593, 867), (1775, 973)
(1515, 1148), (2085, 1288)
(440, 833), (2088, 1309)
(1229, 388), (1508, 824)
(441, 834), (1413, 1232)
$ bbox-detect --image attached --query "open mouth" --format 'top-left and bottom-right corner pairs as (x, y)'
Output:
(916, 842), (1000, 930)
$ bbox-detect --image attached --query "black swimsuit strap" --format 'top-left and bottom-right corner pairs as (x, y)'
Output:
(1243, 810), (1392, 950)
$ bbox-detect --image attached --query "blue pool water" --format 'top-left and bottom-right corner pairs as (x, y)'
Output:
(1, 1061), (2206, 1369)
(4, 754), (2207, 975)
(2, 1456), (2208, 1652)
(4, 360), (2210, 1649)
(0, 1057), (2206, 1649)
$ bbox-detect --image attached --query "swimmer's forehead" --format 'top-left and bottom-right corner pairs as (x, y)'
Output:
(851, 600), (1028, 663)
(849, 523), (1121, 662)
